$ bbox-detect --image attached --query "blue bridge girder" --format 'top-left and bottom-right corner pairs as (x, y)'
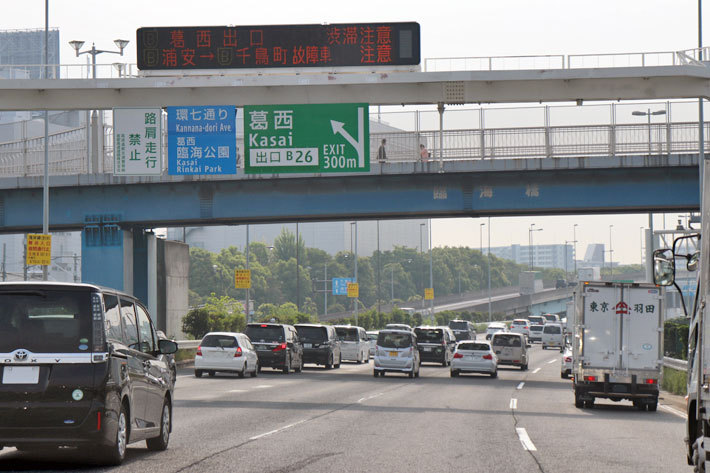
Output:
(0, 154), (698, 233)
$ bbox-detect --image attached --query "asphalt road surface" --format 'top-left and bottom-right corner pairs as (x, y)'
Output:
(0, 344), (689, 472)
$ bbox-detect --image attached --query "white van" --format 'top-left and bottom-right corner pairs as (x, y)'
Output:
(542, 323), (564, 350)
(335, 325), (370, 364)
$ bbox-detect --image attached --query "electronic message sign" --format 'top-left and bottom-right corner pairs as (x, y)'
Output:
(137, 22), (419, 70)
(243, 103), (368, 174)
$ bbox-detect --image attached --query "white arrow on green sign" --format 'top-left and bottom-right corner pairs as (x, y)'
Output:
(244, 103), (369, 174)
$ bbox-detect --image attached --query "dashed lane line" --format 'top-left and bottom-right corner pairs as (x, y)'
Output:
(516, 428), (537, 451)
(532, 368), (541, 374)
(517, 382), (525, 390)
(357, 392), (385, 403)
(510, 398), (518, 409)
(546, 359), (557, 364)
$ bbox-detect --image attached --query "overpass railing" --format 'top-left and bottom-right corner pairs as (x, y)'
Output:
(0, 119), (705, 177)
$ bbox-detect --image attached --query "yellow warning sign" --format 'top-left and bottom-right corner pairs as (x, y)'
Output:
(347, 282), (359, 298)
(26, 234), (52, 266)
(234, 269), (251, 289)
(424, 288), (434, 300)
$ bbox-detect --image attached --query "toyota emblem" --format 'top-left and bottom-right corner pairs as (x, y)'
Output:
(14, 350), (28, 361)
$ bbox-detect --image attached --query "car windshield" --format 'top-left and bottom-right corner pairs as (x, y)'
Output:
(367, 333), (378, 341)
(449, 321), (469, 330)
(530, 325), (544, 332)
(487, 327), (504, 333)
(543, 315), (557, 322)
(0, 288), (92, 353)
(336, 327), (358, 341)
(528, 317), (544, 324)
(296, 326), (328, 342)
(512, 320), (527, 325)
(544, 325), (561, 334)
(377, 332), (413, 349)
(458, 342), (490, 351)
(386, 324), (410, 331)
(492, 334), (522, 347)
(245, 325), (284, 342)
(201, 334), (238, 348)
(414, 328), (444, 343)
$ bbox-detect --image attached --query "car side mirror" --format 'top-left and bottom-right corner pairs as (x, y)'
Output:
(653, 249), (675, 286)
(159, 339), (178, 354)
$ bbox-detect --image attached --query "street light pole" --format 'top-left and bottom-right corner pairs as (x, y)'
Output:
(609, 225), (614, 279)
(429, 219), (433, 320)
(573, 224), (578, 277)
(41, 0), (49, 281)
(528, 224), (542, 270)
(420, 222), (426, 313)
(487, 217), (492, 323)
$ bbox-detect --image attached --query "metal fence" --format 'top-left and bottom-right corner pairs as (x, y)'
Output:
(0, 120), (705, 177)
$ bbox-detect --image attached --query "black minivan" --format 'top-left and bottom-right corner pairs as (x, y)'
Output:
(0, 282), (178, 465)
(245, 323), (303, 373)
(295, 324), (341, 369)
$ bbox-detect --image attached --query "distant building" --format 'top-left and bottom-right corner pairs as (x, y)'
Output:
(488, 244), (575, 271)
(583, 243), (606, 268)
(0, 28), (60, 79)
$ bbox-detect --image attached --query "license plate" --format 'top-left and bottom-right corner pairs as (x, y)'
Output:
(389, 351), (398, 357)
(3, 366), (39, 384)
(423, 347), (432, 352)
(304, 343), (312, 349)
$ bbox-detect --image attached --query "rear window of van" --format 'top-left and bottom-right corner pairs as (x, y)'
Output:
(492, 334), (522, 347)
(377, 332), (413, 348)
(296, 325), (329, 342)
(544, 325), (561, 334)
(458, 342), (490, 351)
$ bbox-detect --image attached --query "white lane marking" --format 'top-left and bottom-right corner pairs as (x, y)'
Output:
(357, 392), (384, 403)
(547, 359), (557, 364)
(517, 382), (525, 390)
(254, 385), (273, 389)
(532, 368), (541, 374)
(249, 418), (309, 441)
(228, 389), (247, 393)
(660, 404), (688, 419)
(510, 398), (518, 409)
(516, 428), (537, 451)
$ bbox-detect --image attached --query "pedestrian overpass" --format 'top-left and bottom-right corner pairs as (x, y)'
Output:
(1, 47), (708, 309)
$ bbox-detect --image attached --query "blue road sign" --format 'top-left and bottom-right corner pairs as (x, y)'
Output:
(168, 106), (237, 175)
(332, 277), (354, 295)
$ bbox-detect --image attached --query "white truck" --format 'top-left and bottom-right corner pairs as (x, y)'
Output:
(572, 281), (663, 411)
(578, 267), (601, 281)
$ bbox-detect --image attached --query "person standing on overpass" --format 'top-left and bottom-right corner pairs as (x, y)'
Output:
(419, 144), (430, 162)
(378, 139), (387, 162)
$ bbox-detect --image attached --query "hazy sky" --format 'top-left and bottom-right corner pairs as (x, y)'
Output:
(2, 0), (705, 264)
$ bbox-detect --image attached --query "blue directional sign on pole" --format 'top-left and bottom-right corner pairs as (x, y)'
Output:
(167, 106), (237, 175)
(332, 277), (354, 295)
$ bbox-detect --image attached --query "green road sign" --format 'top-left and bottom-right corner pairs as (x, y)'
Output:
(244, 103), (369, 174)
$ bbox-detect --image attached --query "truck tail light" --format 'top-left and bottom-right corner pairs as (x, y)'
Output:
(584, 376), (596, 382)
(234, 347), (243, 357)
(273, 343), (287, 352)
(453, 353), (463, 359)
(483, 354), (493, 360)
(564, 356), (572, 362)
(196, 346), (202, 357)
(645, 378), (657, 384)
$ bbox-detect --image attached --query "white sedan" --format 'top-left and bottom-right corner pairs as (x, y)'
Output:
(450, 341), (498, 378)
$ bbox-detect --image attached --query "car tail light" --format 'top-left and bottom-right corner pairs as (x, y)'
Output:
(483, 354), (493, 360)
(564, 356), (572, 362)
(196, 346), (202, 357)
(261, 324), (268, 327)
(645, 378), (657, 384)
(513, 360), (520, 363)
(524, 326), (528, 330)
(273, 342), (287, 352)
(234, 347), (243, 357)
(584, 376), (596, 382)
(453, 353), (463, 359)
(97, 411), (101, 431)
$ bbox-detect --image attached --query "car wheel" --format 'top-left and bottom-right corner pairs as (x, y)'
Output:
(415, 365), (420, 378)
(584, 399), (594, 409)
(100, 402), (128, 465)
(693, 437), (706, 473)
(335, 354), (342, 368)
(561, 372), (567, 379)
(251, 362), (259, 378)
(451, 370), (459, 377)
(490, 369), (497, 378)
(295, 357), (303, 373)
(542, 345), (547, 350)
(356, 353), (362, 364)
(408, 369), (415, 378)
(283, 355), (291, 374)
(194, 370), (203, 378)
(647, 400), (658, 412)
(146, 399), (171, 451)
(171, 367), (177, 385)
(238, 362), (247, 378)
(521, 364), (528, 371)
(325, 354), (333, 370)
(441, 358), (447, 367)
(208, 371), (215, 377)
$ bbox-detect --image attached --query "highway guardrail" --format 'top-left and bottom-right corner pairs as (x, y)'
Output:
(664, 356), (688, 372)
